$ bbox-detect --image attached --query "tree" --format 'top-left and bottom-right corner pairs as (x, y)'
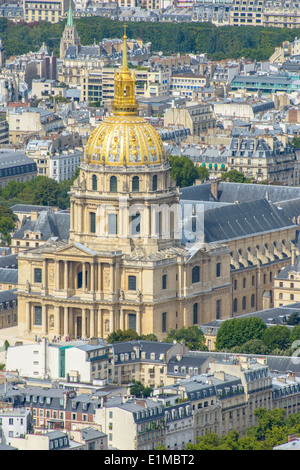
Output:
(215, 317), (267, 351)
(221, 169), (251, 183)
(197, 166), (209, 181)
(262, 325), (291, 352)
(107, 329), (158, 343)
(130, 380), (152, 398)
(164, 326), (207, 351)
(169, 155), (199, 188)
(0, 205), (16, 246)
(107, 329), (139, 343)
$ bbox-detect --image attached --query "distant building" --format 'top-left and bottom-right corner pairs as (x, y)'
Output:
(0, 152), (37, 188)
(24, 0), (69, 24)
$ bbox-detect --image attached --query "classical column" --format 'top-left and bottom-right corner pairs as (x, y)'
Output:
(64, 307), (69, 337)
(109, 309), (114, 333)
(97, 309), (103, 338)
(136, 309), (141, 336)
(120, 308), (124, 331)
(54, 306), (60, 336)
(90, 308), (95, 338)
(91, 262), (95, 292)
(42, 304), (47, 335)
(43, 259), (48, 290)
(64, 261), (68, 291)
(55, 261), (60, 290)
(82, 262), (86, 290)
(25, 301), (31, 334)
(82, 308), (87, 338)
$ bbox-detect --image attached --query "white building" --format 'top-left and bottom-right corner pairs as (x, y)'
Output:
(50, 150), (82, 182)
(5, 338), (114, 384)
(94, 397), (166, 450)
(0, 409), (32, 445)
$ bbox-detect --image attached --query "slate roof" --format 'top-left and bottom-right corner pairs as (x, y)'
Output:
(0, 255), (17, 269)
(0, 268), (18, 284)
(180, 182), (300, 204)
(12, 210), (70, 241)
(202, 199), (295, 243)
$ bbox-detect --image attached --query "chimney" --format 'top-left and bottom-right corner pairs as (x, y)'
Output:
(30, 211), (39, 221)
(211, 179), (219, 200)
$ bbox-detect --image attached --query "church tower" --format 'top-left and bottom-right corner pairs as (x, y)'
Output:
(59, 1), (81, 59)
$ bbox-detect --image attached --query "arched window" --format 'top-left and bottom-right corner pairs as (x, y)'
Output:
(192, 266), (200, 283)
(152, 174), (157, 191)
(193, 303), (198, 324)
(242, 296), (246, 310)
(110, 175), (117, 193)
(233, 298), (238, 313)
(92, 174), (97, 191)
(132, 176), (139, 192)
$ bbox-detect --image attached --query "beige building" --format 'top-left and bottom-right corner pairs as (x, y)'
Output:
(16, 34), (232, 343)
(274, 250), (300, 307)
(164, 102), (216, 136)
(23, 0), (69, 24)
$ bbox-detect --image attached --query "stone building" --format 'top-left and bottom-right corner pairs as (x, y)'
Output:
(17, 33), (232, 342)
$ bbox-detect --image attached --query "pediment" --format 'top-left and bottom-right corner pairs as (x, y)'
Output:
(55, 242), (97, 257)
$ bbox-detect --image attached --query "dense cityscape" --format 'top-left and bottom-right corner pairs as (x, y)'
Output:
(1, 0), (300, 454)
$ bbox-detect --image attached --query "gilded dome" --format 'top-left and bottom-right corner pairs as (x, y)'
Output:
(83, 29), (167, 167)
(83, 115), (166, 167)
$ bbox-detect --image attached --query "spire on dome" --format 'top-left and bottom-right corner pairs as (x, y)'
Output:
(111, 25), (139, 116)
(67, 1), (73, 27)
(121, 24), (128, 71)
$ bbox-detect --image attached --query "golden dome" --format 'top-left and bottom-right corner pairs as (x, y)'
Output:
(83, 28), (167, 167)
(84, 115), (166, 166)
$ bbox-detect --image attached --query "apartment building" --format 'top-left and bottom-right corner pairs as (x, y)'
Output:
(0, 289), (17, 329)
(0, 152), (37, 188)
(230, 0), (265, 26)
(0, 409), (32, 444)
(170, 74), (208, 97)
(164, 102), (216, 136)
(23, 0), (69, 23)
(6, 338), (114, 384)
(227, 136), (299, 185)
(274, 251), (300, 307)
(94, 397), (166, 450)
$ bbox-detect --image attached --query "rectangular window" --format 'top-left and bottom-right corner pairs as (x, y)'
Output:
(162, 312), (167, 333)
(162, 274), (167, 290)
(216, 300), (221, 319)
(34, 268), (42, 283)
(216, 263), (221, 278)
(128, 275), (136, 291)
(34, 306), (42, 326)
(90, 212), (96, 233)
(108, 213), (118, 235)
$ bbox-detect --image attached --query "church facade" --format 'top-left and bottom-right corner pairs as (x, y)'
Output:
(17, 32), (232, 341)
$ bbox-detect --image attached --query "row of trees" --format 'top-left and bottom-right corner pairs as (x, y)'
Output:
(0, 171), (79, 211)
(186, 408), (300, 450)
(0, 17), (297, 61)
(216, 316), (300, 356)
(107, 315), (300, 357)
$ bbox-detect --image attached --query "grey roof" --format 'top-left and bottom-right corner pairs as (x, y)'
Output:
(79, 427), (106, 441)
(202, 199), (295, 244)
(11, 204), (52, 214)
(0, 152), (36, 170)
(180, 182), (300, 205)
(0, 288), (17, 303)
(0, 255), (17, 269)
(12, 210), (70, 241)
(0, 268), (18, 284)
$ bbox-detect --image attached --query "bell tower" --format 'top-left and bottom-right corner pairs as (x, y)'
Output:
(59, 1), (81, 59)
